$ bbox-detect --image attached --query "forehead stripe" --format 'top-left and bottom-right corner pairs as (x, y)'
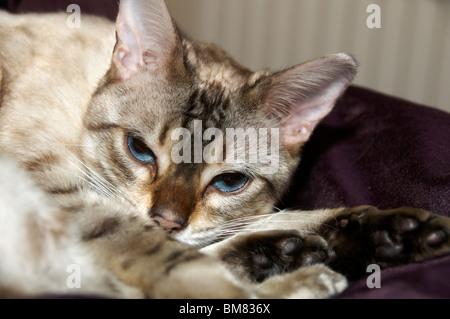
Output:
(158, 122), (171, 146)
(86, 122), (120, 132)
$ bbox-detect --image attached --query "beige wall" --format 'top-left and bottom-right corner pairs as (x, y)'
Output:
(166, 0), (450, 113)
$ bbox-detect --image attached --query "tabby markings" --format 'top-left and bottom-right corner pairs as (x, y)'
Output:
(171, 120), (280, 174)
(82, 217), (121, 241)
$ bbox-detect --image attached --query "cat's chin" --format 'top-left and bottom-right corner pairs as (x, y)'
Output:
(174, 229), (222, 248)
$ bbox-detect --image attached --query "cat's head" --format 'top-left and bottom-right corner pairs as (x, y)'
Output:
(83, 0), (357, 247)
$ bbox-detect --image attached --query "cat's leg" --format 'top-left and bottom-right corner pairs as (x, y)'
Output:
(76, 203), (348, 299)
(317, 206), (450, 279)
(0, 153), (75, 298)
(202, 229), (330, 283)
(254, 264), (347, 299)
(204, 206), (450, 282)
(79, 203), (349, 298)
(202, 229), (347, 298)
(75, 205), (251, 298)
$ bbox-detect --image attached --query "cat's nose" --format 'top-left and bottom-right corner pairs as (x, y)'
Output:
(152, 211), (185, 234)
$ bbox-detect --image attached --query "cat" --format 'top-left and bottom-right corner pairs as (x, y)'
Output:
(0, 0), (449, 299)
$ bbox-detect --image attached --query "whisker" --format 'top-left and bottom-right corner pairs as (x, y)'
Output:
(74, 159), (124, 197)
(36, 148), (136, 208)
(66, 160), (117, 197)
(216, 229), (321, 239)
(214, 209), (335, 239)
(219, 212), (325, 227)
(63, 154), (137, 208)
(219, 219), (321, 229)
(38, 161), (116, 199)
(65, 144), (136, 205)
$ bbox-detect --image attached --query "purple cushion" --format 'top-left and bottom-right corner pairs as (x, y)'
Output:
(280, 86), (450, 298)
(282, 85), (450, 216)
(337, 254), (450, 299)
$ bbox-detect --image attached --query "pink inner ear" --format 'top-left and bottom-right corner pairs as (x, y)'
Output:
(113, 44), (140, 81)
(281, 120), (312, 146)
(263, 54), (357, 148)
(112, 0), (178, 81)
(278, 82), (350, 147)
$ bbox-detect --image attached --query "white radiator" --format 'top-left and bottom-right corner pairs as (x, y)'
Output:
(167, 0), (450, 112)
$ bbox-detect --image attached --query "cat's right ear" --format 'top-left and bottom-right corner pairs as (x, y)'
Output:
(261, 53), (358, 151)
(111, 0), (181, 81)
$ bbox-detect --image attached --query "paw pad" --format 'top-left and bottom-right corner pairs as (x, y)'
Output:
(222, 230), (329, 282)
(425, 230), (447, 246)
(252, 254), (273, 269)
(393, 217), (419, 233)
(322, 207), (450, 278)
(279, 237), (303, 256)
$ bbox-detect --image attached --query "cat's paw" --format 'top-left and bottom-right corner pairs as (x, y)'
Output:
(322, 206), (450, 278)
(217, 230), (329, 282)
(255, 264), (347, 299)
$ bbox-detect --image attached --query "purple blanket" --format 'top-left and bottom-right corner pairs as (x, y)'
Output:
(282, 86), (450, 216)
(4, 1), (450, 299)
(280, 86), (450, 298)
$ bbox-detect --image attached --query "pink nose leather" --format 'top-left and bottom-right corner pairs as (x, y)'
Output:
(153, 215), (183, 233)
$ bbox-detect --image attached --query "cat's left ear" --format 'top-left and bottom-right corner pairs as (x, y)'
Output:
(112, 0), (181, 81)
(262, 53), (357, 149)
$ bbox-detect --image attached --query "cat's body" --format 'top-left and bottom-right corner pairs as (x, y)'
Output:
(0, 11), (113, 198)
(0, 5), (347, 299)
(1, 1), (449, 298)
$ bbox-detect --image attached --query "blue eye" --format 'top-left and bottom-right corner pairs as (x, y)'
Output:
(211, 173), (249, 193)
(127, 135), (156, 164)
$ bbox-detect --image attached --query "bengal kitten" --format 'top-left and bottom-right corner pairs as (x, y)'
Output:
(0, 0), (449, 298)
